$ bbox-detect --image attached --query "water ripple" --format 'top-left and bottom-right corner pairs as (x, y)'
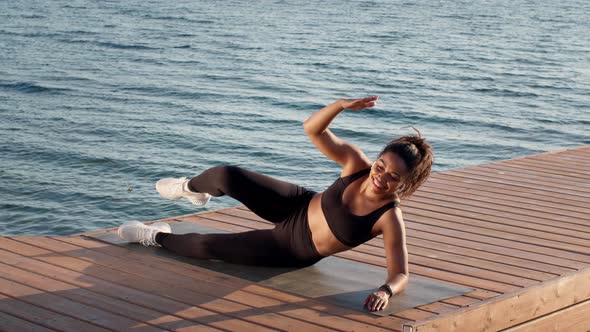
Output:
(0, 0), (588, 236)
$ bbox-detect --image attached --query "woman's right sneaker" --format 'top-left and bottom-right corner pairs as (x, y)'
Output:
(117, 221), (171, 247)
(156, 177), (211, 206)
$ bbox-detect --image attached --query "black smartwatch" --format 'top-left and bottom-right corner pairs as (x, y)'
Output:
(379, 284), (394, 298)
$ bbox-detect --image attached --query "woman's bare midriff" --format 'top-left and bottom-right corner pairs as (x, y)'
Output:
(307, 193), (351, 256)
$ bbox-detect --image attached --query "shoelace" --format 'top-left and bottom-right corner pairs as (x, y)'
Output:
(136, 226), (159, 247)
(178, 179), (210, 205)
(140, 238), (158, 246)
(186, 193), (210, 205)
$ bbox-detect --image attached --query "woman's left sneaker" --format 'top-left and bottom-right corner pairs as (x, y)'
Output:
(156, 177), (211, 206)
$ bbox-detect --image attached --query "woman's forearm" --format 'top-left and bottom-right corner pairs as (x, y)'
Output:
(303, 99), (345, 136)
(384, 273), (409, 296)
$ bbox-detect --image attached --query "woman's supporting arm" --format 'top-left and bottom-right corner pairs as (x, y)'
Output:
(365, 209), (410, 311)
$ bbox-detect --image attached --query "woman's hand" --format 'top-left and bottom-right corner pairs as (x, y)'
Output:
(364, 289), (390, 311)
(341, 96), (379, 111)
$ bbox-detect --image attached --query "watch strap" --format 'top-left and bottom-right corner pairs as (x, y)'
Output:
(379, 284), (394, 298)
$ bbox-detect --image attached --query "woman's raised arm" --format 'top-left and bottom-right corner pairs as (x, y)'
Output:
(303, 96), (378, 171)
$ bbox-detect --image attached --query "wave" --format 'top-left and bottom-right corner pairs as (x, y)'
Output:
(471, 88), (539, 98)
(20, 14), (45, 19)
(141, 14), (215, 25)
(59, 38), (159, 50)
(0, 29), (62, 38)
(0, 81), (72, 94)
(95, 40), (159, 50)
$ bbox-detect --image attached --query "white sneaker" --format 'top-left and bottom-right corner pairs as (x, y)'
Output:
(151, 222), (172, 233)
(155, 177), (211, 206)
(117, 221), (170, 247)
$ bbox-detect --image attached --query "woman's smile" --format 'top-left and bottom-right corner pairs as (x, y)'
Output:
(372, 176), (386, 190)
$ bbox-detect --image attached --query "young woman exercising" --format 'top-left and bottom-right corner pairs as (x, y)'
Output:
(118, 96), (434, 311)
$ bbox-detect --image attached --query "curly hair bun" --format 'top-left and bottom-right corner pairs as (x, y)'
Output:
(379, 129), (434, 199)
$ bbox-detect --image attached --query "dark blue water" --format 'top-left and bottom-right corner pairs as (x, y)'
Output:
(1, 0), (589, 235)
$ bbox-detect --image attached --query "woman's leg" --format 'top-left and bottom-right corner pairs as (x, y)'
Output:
(188, 165), (313, 224)
(156, 230), (294, 266)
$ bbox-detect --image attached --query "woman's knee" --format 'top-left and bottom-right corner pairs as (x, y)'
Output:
(184, 233), (216, 259)
(190, 165), (242, 196)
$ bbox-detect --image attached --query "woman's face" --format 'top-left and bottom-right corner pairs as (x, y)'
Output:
(369, 152), (409, 196)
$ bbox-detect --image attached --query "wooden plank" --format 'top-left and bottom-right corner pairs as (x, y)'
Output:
(200, 211), (551, 293)
(486, 162), (590, 182)
(417, 302), (461, 315)
(31, 235), (412, 332)
(6, 237), (344, 332)
(0, 259), (211, 332)
(404, 202), (590, 240)
(404, 218), (590, 265)
(436, 172), (589, 207)
(406, 205), (590, 251)
(0, 238), (292, 332)
(394, 308), (438, 321)
(0, 246), (250, 331)
(358, 242), (553, 283)
(0, 311), (56, 332)
(501, 298), (590, 332)
(512, 154), (590, 171)
(62, 236), (410, 331)
(439, 296), (481, 307)
(441, 170), (590, 203)
(454, 162), (590, 187)
(229, 207), (583, 274)
(535, 148), (590, 159)
(412, 182), (590, 233)
(404, 230), (575, 274)
(500, 158), (590, 179)
(337, 249), (518, 294)
(216, 211), (572, 280)
(527, 156), (590, 175)
(182, 215), (518, 293)
(0, 276), (160, 331)
(463, 290), (499, 300)
(449, 168), (590, 198)
(236, 204), (581, 254)
(481, 163), (590, 187)
(0, 292), (109, 332)
(91, 221), (472, 319)
(402, 266), (590, 332)
(230, 206), (578, 274)
(405, 238), (560, 280)
(404, 200), (590, 253)
(429, 172), (590, 210)
(355, 243), (539, 288)
(408, 191), (589, 231)
(405, 199), (590, 244)
(419, 179), (590, 220)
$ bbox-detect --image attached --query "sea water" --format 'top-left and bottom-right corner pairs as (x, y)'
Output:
(1, 0), (588, 235)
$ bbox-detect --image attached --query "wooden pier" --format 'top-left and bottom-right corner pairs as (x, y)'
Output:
(1, 146), (589, 331)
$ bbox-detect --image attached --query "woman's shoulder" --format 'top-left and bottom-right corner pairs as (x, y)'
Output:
(339, 159), (372, 178)
(376, 205), (405, 234)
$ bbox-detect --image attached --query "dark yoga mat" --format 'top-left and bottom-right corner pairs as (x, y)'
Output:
(93, 220), (473, 316)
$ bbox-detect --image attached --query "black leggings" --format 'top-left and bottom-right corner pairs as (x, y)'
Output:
(157, 166), (324, 267)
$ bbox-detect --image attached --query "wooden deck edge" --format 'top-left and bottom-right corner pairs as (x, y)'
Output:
(436, 144), (589, 175)
(500, 298), (590, 332)
(401, 265), (590, 332)
(74, 205), (245, 237)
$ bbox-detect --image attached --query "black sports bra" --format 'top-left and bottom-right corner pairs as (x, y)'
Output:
(321, 168), (399, 247)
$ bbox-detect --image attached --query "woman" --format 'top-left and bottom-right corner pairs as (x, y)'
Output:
(118, 96), (433, 311)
